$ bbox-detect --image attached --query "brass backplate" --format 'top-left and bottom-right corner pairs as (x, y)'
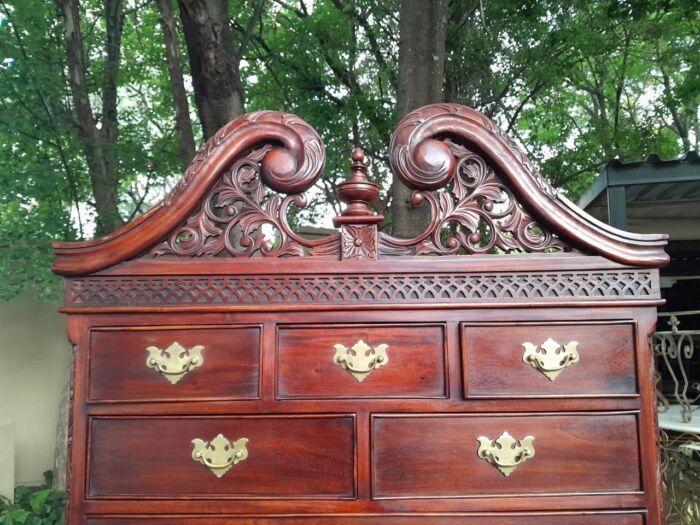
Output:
(146, 342), (204, 384)
(522, 337), (579, 381)
(333, 339), (389, 382)
(477, 431), (535, 477)
(191, 433), (249, 478)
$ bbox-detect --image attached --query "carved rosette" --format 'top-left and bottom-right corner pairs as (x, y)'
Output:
(340, 225), (377, 259)
(152, 111), (340, 258)
(380, 104), (569, 256)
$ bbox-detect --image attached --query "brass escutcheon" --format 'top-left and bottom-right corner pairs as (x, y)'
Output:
(191, 433), (249, 478)
(477, 431), (535, 477)
(333, 339), (389, 382)
(146, 342), (204, 384)
(522, 337), (579, 381)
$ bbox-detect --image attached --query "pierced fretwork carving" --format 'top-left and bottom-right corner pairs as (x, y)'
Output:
(151, 146), (340, 258)
(51, 104), (669, 275)
(380, 139), (569, 256)
(66, 269), (657, 307)
(150, 107), (570, 261)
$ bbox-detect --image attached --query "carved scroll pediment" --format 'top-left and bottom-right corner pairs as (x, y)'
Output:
(150, 105), (568, 261)
(51, 104), (668, 276)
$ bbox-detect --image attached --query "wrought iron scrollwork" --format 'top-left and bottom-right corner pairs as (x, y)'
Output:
(654, 313), (700, 423)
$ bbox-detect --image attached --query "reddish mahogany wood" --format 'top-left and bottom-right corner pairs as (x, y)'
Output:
(81, 494), (648, 515)
(387, 104), (668, 267)
(86, 512), (645, 524)
(88, 416), (355, 498)
(51, 104), (666, 524)
(88, 326), (260, 402)
(91, 253), (657, 276)
(51, 106), (668, 275)
(372, 412), (641, 498)
(462, 322), (637, 397)
(277, 324), (447, 399)
(52, 112), (327, 276)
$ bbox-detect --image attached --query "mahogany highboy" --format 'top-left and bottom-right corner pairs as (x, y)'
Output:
(53, 104), (667, 524)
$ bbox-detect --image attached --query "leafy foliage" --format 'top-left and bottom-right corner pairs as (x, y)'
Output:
(0, 471), (64, 525)
(0, 0), (697, 299)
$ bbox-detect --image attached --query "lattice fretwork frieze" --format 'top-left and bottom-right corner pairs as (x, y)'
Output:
(66, 270), (656, 307)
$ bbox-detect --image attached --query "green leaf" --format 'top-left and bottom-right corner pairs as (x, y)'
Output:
(28, 491), (51, 514)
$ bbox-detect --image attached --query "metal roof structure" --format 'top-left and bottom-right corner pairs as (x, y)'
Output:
(578, 151), (700, 240)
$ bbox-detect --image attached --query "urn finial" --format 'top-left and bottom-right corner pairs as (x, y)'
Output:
(333, 147), (383, 226)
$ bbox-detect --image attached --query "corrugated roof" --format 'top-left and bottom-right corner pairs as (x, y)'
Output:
(605, 150), (699, 169)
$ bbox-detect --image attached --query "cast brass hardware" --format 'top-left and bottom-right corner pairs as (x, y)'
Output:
(146, 342), (204, 384)
(477, 431), (535, 477)
(522, 337), (579, 381)
(191, 433), (249, 478)
(333, 339), (389, 382)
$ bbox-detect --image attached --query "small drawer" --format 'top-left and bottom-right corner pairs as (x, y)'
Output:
(88, 326), (260, 402)
(87, 513), (644, 524)
(88, 415), (356, 499)
(372, 412), (641, 498)
(461, 322), (637, 397)
(277, 324), (447, 399)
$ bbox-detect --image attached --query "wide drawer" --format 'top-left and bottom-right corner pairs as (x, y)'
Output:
(88, 326), (260, 402)
(88, 416), (355, 498)
(372, 412), (641, 498)
(277, 324), (447, 398)
(86, 513), (644, 524)
(461, 322), (637, 397)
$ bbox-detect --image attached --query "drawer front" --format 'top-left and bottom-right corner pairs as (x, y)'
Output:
(277, 324), (446, 398)
(462, 322), (637, 397)
(88, 416), (355, 498)
(89, 326), (260, 402)
(372, 413), (641, 498)
(87, 513), (644, 524)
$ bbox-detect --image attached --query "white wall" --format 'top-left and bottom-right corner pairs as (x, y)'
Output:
(0, 295), (71, 487)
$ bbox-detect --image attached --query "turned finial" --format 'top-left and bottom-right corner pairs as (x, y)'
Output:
(333, 147), (383, 226)
(351, 147), (366, 174)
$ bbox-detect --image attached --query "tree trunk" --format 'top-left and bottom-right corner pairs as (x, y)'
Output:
(390, 0), (447, 237)
(100, 0), (125, 231)
(56, 0), (125, 235)
(157, 0), (197, 166)
(177, 0), (245, 139)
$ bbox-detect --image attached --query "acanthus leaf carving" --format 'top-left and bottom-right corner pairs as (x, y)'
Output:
(151, 145), (340, 258)
(380, 140), (569, 256)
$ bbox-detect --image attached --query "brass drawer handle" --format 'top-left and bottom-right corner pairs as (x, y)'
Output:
(522, 338), (579, 381)
(333, 339), (389, 382)
(146, 342), (204, 384)
(477, 431), (535, 477)
(191, 433), (249, 478)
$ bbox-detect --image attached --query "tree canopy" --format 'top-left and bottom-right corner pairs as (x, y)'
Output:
(0, 0), (697, 299)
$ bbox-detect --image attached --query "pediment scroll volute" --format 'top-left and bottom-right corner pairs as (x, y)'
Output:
(150, 111), (342, 259)
(378, 104), (570, 257)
